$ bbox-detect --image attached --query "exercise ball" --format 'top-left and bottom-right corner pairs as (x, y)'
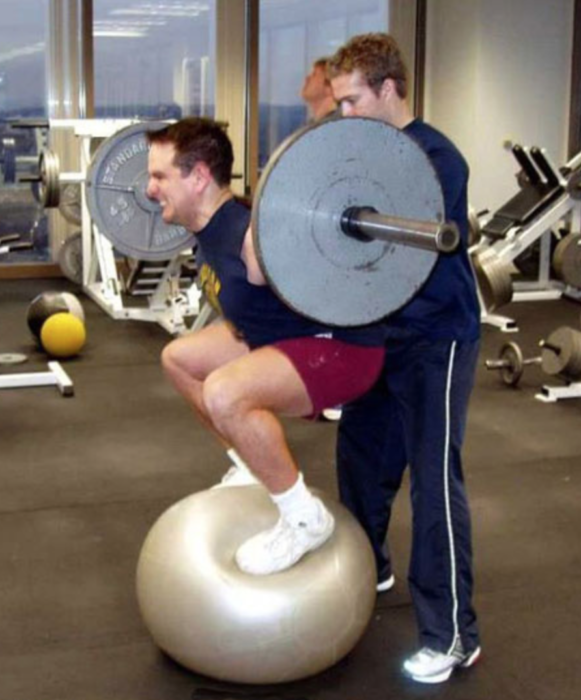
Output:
(27, 291), (85, 341)
(40, 312), (86, 358)
(136, 486), (376, 684)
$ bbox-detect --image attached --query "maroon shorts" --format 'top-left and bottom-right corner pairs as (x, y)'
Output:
(272, 337), (385, 418)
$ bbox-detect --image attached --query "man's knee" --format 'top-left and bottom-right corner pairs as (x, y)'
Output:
(162, 337), (207, 381)
(161, 340), (189, 381)
(161, 341), (176, 371)
(203, 371), (246, 426)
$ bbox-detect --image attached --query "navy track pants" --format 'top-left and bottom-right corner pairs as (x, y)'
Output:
(336, 336), (480, 653)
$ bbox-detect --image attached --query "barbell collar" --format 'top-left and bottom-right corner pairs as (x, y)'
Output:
(341, 206), (460, 253)
(539, 340), (562, 356)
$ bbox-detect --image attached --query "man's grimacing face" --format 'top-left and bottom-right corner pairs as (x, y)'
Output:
(147, 142), (197, 229)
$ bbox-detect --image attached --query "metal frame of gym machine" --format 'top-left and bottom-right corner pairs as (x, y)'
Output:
(475, 148), (581, 328)
(48, 118), (211, 336)
(473, 146), (581, 402)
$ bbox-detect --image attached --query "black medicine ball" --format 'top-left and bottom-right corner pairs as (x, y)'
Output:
(27, 291), (85, 341)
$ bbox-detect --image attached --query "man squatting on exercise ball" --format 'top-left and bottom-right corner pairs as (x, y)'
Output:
(145, 118), (386, 577)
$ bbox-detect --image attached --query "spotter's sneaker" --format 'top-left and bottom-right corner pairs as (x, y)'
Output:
(211, 462), (258, 489)
(376, 574), (395, 593)
(236, 499), (335, 575)
(321, 406), (342, 421)
(403, 640), (481, 684)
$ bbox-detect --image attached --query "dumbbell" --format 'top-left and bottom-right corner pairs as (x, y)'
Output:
(485, 341), (541, 387)
(485, 327), (581, 387)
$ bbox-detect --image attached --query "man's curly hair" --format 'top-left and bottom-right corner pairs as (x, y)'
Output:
(327, 33), (408, 99)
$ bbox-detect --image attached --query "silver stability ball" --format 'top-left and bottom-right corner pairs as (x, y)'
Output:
(136, 485), (377, 684)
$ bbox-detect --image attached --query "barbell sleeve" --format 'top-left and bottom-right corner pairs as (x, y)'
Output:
(485, 359), (509, 370)
(341, 206), (460, 253)
(18, 175), (41, 183)
(539, 340), (562, 356)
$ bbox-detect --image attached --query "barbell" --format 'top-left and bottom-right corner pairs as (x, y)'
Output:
(251, 117), (459, 326)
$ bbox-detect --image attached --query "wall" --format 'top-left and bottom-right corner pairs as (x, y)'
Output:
(424, 0), (574, 213)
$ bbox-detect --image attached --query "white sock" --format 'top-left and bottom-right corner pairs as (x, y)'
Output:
(271, 473), (320, 525)
(226, 448), (250, 472)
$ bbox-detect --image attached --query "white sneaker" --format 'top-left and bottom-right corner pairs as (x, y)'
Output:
(235, 499), (335, 575)
(376, 574), (395, 593)
(403, 640), (481, 684)
(322, 406), (342, 421)
(211, 462), (258, 489)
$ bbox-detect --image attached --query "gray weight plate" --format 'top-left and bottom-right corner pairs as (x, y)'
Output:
(39, 148), (60, 208)
(85, 121), (196, 261)
(552, 233), (581, 288)
(541, 326), (581, 378)
(58, 231), (83, 285)
(499, 341), (524, 386)
(252, 117), (443, 326)
(59, 183), (82, 225)
(472, 249), (513, 312)
(468, 205), (482, 247)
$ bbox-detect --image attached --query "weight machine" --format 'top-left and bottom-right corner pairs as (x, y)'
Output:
(471, 144), (581, 332)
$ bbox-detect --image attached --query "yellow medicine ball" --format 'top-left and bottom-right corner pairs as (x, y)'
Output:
(40, 312), (86, 358)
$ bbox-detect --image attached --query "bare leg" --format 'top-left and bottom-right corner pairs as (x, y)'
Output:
(202, 346), (312, 493)
(177, 341), (334, 575)
(161, 321), (249, 444)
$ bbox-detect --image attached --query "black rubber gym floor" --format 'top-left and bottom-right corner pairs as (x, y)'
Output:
(1, 277), (580, 700)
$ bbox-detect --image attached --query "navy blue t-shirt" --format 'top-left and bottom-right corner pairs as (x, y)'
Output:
(386, 119), (480, 341)
(196, 198), (385, 349)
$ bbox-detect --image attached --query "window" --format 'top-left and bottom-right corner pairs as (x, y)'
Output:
(0, 0), (48, 263)
(258, 0), (389, 167)
(93, 0), (217, 119)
